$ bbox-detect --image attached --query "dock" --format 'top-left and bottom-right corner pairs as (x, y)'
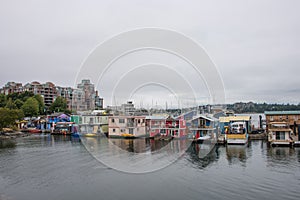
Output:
(217, 134), (226, 145)
(154, 135), (173, 141)
(248, 133), (267, 140)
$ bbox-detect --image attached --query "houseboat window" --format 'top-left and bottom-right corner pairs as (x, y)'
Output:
(286, 116), (288, 120)
(119, 119), (125, 123)
(270, 116), (273, 121)
(275, 131), (285, 140)
(138, 119), (140, 124)
(89, 118), (93, 124)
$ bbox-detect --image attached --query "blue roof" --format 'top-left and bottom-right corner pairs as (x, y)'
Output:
(264, 111), (300, 115)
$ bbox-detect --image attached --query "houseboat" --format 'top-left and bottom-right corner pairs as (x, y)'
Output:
(145, 115), (187, 139)
(52, 122), (78, 135)
(78, 114), (108, 137)
(189, 115), (217, 143)
(108, 116), (147, 138)
(226, 121), (248, 145)
(165, 116), (187, 139)
(146, 115), (168, 138)
(268, 122), (293, 147)
(219, 116), (251, 145)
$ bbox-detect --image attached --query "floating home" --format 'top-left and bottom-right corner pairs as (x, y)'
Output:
(146, 115), (168, 138)
(265, 111), (300, 146)
(189, 115), (217, 143)
(145, 115), (187, 139)
(219, 116), (251, 145)
(79, 114), (108, 136)
(267, 122), (293, 146)
(108, 116), (147, 138)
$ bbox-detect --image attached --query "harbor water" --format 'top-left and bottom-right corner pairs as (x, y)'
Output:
(0, 135), (299, 200)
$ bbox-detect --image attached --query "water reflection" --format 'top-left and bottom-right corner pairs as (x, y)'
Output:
(186, 142), (219, 169)
(226, 145), (248, 165)
(80, 137), (192, 173)
(266, 146), (300, 168)
(83, 137), (190, 154)
(0, 139), (16, 149)
(17, 135), (81, 148)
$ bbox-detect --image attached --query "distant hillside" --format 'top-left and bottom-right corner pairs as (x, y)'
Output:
(227, 102), (300, 113)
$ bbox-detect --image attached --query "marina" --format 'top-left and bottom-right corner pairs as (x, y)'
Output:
(0, 135), (299, 200)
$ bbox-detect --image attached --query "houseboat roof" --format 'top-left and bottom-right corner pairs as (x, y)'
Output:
(264, 111), (300, 115)
(219, 116), (251, 123)
(192, 115), (215, 122)
(108, 115), (146, 118)
(145, 116), (168, 120)
(269, 121), (289, 125)
(268, 128), (292, 132)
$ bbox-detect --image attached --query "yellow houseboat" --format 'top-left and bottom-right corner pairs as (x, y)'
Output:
(226, 121), (248, 145)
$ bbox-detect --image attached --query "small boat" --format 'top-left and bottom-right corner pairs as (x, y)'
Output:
(195, 135), (211, 143)
(28, 128), (42, 134)
(121, 133), (135, 139)
(82, 133), (98, 137)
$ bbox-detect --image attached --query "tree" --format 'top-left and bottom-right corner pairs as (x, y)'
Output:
(0, 108), (24, 130)
(49, 96), (68, 113)
(21, 97), (39, 117)
(14, 99), (24, 109)
(0, 94), (6, 108)
(5, 98), (17, 110)
(33, 94), (45, 115)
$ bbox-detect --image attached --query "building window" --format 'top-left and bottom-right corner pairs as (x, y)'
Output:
(112, 129), (116, 133)
(270, 116), (273, 121)
(121, 129), (125, 132)
(111, 118), (115, 123)
(119, 119), (125, 123)
(275, 131), (285, 140)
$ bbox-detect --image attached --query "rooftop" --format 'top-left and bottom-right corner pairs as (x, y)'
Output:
(219, 115), (251, 123)
(264, 111), (300, 115)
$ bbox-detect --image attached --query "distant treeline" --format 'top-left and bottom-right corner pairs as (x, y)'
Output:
(227, 102), (300, 113)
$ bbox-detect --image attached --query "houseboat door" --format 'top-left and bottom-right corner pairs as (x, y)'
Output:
(196, 131), (200, 139)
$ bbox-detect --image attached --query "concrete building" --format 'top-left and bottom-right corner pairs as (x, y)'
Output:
(121, 101), (135, 115)
(0, 79), (103, 112)
(77, 79), (96, 111)
(0, 81), (23, 95)
(23, 81), (57, 107)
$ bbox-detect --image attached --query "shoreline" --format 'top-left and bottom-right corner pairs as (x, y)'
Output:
(0, 131), (30, 140)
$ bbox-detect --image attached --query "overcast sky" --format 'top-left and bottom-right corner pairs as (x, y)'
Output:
(0, 0), (299, 106)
